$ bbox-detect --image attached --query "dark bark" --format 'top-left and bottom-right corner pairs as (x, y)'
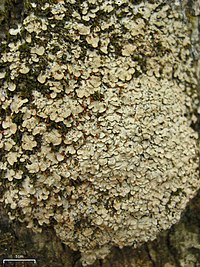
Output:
(1, 191), (200, 267)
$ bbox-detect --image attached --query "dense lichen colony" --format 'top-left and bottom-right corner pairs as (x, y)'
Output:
(0, 0), (199, 265)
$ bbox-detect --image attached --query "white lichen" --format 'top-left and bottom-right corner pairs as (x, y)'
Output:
(0, 0), (199, 266)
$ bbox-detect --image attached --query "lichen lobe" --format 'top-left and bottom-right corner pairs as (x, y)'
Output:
(0, 0), (199, 266)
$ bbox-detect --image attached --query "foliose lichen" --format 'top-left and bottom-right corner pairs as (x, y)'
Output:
(0, 0), (199, 265)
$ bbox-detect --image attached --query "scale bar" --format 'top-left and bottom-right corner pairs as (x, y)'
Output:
(3, 258), (37, 264)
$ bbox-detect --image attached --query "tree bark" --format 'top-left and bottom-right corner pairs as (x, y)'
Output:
(0, 0), (199, 266)
(1, 191), (200, 267)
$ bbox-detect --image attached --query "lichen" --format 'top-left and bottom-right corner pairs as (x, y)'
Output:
(0, 0), (199, 266)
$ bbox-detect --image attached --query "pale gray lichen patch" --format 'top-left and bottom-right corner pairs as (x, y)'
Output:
(0, 0), (199, 266)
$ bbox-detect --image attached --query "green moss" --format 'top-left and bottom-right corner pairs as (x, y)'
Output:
(12, 112), (23, 125)
(30, 134), (42, 154)
(109, 34), (122, 56)
(34, 0), (55, 7)
(4, 0), (24, 28)
(12, 129), (22, 145)
(2, 0), (13, 23)
(16, 78), (34, 100)
(79, 47), (87, 61)
(0, 107), (7, 122)
(51, 45), (61, 54)
(0, 150), (6, 163)
(13, 161), (27, 173)
(64, 4), (74, 18)
(18, 42), (31, 54)
(28, 173), (37, 180)
(40, 84), (51, 96)
(4, 70), (12, 83)
(130, 0), (143, 4)
(0, 9), (5, 24)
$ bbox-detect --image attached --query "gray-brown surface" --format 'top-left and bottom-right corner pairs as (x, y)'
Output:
(1, 190), (200, 267)
(0, 0), (199, 266)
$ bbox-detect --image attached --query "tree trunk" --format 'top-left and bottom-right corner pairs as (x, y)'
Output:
(0, 0), (199, 266)
(1, 191), (200, 267)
